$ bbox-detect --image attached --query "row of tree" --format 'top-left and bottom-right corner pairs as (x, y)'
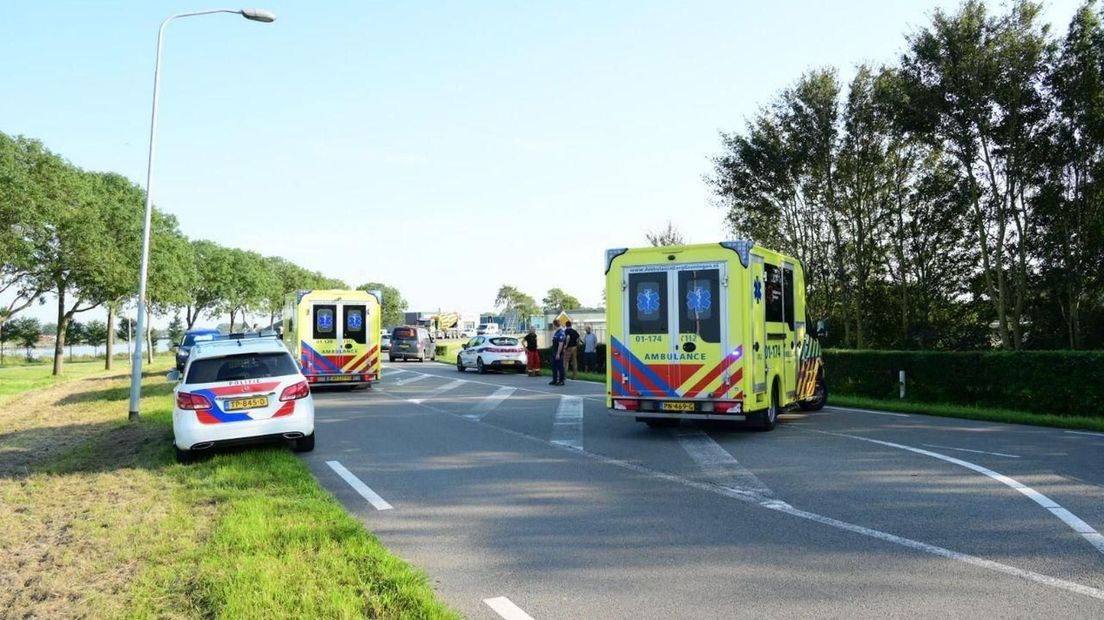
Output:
(493, 285), (588, 320)
(1, 132), (354, 374)
(710, 0), (1104, 350)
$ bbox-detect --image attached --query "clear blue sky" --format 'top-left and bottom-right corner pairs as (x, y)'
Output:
(2, 0), (1082, 326)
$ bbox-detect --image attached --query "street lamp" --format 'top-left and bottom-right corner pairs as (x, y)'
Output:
(128, 8), (275, 421)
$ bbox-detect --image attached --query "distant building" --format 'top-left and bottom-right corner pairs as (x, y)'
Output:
(539, 308), (606, 348)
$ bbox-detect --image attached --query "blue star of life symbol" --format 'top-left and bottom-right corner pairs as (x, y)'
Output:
(637, 288), (660, 315)
(753, 278), (762, 303)
(347, 312), (363, 330)
(686, 287), (711, 314)
(318, 311), (334, 330)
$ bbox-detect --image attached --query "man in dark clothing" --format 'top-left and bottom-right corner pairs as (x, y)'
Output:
(563, 320), (581, 380)
(550, 319), (566, 385)
(524, 326), (540, 376)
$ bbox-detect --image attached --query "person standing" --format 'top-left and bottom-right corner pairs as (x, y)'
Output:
(583, 325), (598, 373)
(550, 319), (566, 386)
(563, 320), (580, 380)
(523, 326), (540, 377)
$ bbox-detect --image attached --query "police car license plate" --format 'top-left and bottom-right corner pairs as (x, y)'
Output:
(662, 401), (695, 412)
(226, 396), (268, 411)
(501, 360), (516, 365)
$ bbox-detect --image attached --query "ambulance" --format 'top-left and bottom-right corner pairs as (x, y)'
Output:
(605, 241), (826, 430)
(282, 289), (382, 387)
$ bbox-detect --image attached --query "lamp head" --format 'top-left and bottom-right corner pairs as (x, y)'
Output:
(240, 8), (276, 23)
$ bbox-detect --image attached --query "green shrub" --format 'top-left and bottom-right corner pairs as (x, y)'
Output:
(824, 349), (1104, 417)
(538, 344), (606, 372)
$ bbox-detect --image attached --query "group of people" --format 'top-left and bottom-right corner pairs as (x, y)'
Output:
(522, 320), (598, 385)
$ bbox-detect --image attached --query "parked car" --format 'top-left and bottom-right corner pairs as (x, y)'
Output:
(168, 336), (314, 463)
(389, 326), (435, 362)
(380, 331), (392, 351)
(175, 328), (223, 370)
(476, 323), (501, 336)
(457, 335), (526, 374)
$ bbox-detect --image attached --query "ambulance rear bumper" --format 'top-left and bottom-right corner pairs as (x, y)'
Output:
(609, 410), (747, 422)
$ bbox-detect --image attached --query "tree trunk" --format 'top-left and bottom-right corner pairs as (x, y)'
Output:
(53, 287), (66, 376)
(105, 305), (115, 369)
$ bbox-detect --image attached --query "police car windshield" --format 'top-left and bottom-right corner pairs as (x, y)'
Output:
(186, 352), (298, 384)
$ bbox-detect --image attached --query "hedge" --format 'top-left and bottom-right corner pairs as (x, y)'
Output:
(824, 349), (1104, 417)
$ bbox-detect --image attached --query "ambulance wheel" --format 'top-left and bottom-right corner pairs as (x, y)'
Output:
(477, 357), (487, 374)
(798, 373), (827, 411)
(756, 385), (780, 431)
(456, 356), (465, 372)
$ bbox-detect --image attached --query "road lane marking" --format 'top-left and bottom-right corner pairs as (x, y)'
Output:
(379, 392), (1104, 601)
(922, 444), (1021, 458)
(675, 427), (775, 499)
(808, 429), (1104, 556)
(1065, 430), (1104, 438)
(825, 405), (909, 417)
(551, 395), (584, 450)
(325, 461), (393, 511)
(483, 596), (535, 620)
(465, 386), (516, 420)
(408, 379), (464, 404)
(393, 373), (429, 386)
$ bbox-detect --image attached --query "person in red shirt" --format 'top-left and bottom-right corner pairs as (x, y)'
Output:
(523, 326), (541, 377)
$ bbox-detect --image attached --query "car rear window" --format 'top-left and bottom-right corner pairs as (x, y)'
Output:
(186, 352), (299, 384)
(489, 337), (518, 346)
(392, 327), (417, 339)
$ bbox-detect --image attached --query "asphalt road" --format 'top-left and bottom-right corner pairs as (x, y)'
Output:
(301, 361), (1104, 619)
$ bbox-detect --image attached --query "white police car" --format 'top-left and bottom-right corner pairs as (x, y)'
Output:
(168, 335), (315, 463)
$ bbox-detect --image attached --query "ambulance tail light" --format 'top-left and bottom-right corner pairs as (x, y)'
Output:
(177, 392), (212, 410)
(713, 401), (742, 414)
(613, 399), (640, 411)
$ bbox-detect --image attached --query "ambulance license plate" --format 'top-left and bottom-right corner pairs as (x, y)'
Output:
(662, 401), (695, 412)
(325, 375), (353, 382)
(226, 396), (268, 411)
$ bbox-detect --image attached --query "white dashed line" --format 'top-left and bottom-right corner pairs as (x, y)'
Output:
(483, 596), (535, 620)
(825, 405), (909, 417)
(408, 379), (465, 404)
(465, 386), (516, 420)
(393, 373), (429, 386)
(922, 444), (1021, 458)
(807, 429), (1104, 556)
(325, 460), (393, 511)
(1065, 430), (1104, 438)
(675, 427), (775, 499)
(550, 395), (584, 450)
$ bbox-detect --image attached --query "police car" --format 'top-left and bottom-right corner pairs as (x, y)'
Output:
(168, 335), (315, 463)
(456, 335), (527, 374)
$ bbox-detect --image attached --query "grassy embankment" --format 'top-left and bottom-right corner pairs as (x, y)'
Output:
(0, 359), (458, 618)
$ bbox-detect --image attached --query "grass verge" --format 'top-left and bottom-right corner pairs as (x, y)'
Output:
(830, 394), (1104, 433)
(0, 359), (458, 618)
(0, 358), (117, 399)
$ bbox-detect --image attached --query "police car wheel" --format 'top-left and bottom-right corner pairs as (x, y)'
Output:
(477, 358), (487, 374)
(457, 356), (465, 372)
(293, 432), (315, 453)
(174, 445), (194, 464)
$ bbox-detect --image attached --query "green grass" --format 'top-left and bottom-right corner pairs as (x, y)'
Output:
(0, 358), (116, 398)
(830, 394), (1104, 433)
(539, 367), (605, 383)
(0, 358), (458, 618)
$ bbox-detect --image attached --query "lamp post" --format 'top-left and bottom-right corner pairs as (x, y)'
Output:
(128, 8), (275, 421)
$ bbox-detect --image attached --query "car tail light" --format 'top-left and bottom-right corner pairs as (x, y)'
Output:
(280, 380), (310, 401)
(613, 399), (640, 411)
(177, 391), (212, 410)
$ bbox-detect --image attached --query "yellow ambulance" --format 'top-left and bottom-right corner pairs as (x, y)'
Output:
(283, 289), (382, 387)
(605, 241), (826, 430)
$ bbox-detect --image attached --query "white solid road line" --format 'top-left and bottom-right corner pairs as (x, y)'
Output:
(465, 386), (516, 420)
(387, 392), (1104, 601)
(325, 460), (393, 511)
(825, 405), (909, 418)
(922, 444), (1021, 458)
(675, 427), (776, 499)
(393, 373), (429, 386)
(483, 596), (535, 620)
(1065, 430), (1104, 438)
(810, 429), (1104, 556)
(550, 395), (584, 450)
(408, 379), (465, 404)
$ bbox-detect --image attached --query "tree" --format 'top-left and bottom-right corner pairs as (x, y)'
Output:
(542, 288), (582, 312)
(645, 221), (686, 247)
(494, 285), (539, 320)
(116, 316), (135, 346)
(84, 320), (108, 357)
(8, 316), (42, 361)
(357, 282), (408, 328)
(66, 321), (86, 361)
(216, 249), (276, 331)
(0, 133), (51, 331)
(167, 314), (185, 345)
(183, 240), (233, 330)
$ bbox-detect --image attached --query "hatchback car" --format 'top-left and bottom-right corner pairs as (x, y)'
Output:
(380, 331), (392, 351)
(175, 328), (223, 370)
(457, 335), (526, 374)
(168, 337), (314, 463)
(389, 326), (435, 362)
